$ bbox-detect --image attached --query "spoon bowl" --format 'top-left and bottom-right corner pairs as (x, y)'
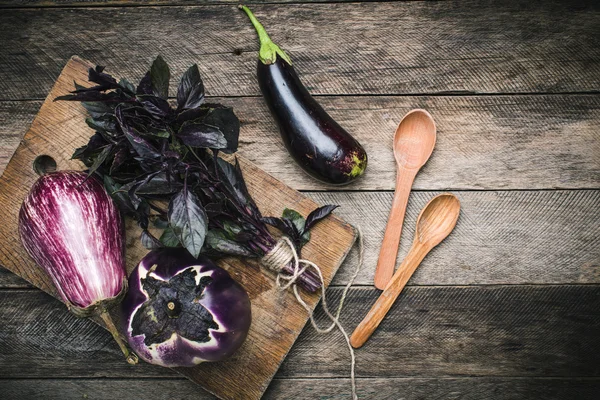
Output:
(393, 109), (437, 169)
(416, 193), (461, 247)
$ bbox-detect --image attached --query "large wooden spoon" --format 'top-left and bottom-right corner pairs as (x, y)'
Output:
(351, 193), (460, 348)
(374, 109), (437, 290)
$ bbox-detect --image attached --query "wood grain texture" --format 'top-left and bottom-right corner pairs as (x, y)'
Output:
(0, 0), (390, 6)
(0, 0), (437, 7)
(316, 190), (600, 286)
(0, 57), (356, 400)
(0, 101), (39, 176)
(1, 2), (599, 100)
(2, 189), (600, 288)
(0, 286), (598, 378)
(1, 377), (600, 400)
(1, 94), (599, 191)
(0, 267), (30, 287)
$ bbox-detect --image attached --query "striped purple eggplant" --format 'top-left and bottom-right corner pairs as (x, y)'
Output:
(18, 170), (137, 364)
(122, 248), (252, 367)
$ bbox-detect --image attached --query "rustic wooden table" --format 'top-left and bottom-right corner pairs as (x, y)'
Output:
(1, 1), (599, 399)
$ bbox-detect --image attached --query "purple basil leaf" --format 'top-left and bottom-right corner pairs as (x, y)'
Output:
(87, 144), (114, 177)
(116, 105), (161, 159)
(141, 230), (163, 250)
(300, 230), (311, 247)
(82, 101), (113, 118)
(124, 128), (161, 159)
(282, 208), (306, 234)
(214, 157), (262, 222)
(153, 217), (169, 229)
(235, 232), (254, 242)
(202, 107), (240, 154)
(232, 158), (260, 217)
(136, 202), (151, 230)
(163, 150), (180, 159)
(150, 55), (170, 99)
(71, 85), (111, 94)
(128, 184), (143, 209)
(123, 171), (162, 203)
(304, 205), (339, 232)
(103, 175), (137, 214)
(85, 132), (110, 152)
(281, 217), (301, 239)
(55, 91), (121, 103)
(85, 116), (117, 134)
(176, 106), (210, 124)
(177, 122), (227, 149)
(88, 66), (121, 90)
(134, 172), (183, 195)
(118, 78), (136, 95)
(138, 95), (172, 119)
(137, 72), (153, 95)
(72, 146), (87, 160)
(222, 220), (243, 237)
(216, 157), (246, 206)
(110, 147), (129, 174)
(205, 202), (225, 218)
(168, 186), (208, 258)
(262, 217), (290, 234)
(159, 226), (180, 247)
(206, 230), (254, 257)
(144, 128), (170, 139)
(177, 64), (205, 110)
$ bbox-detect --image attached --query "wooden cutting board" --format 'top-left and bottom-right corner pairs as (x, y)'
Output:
(0, 56), (356, 400)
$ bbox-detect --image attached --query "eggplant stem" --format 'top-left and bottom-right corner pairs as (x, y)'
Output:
(238, 4), (292, 65)
(99, 310), (139, 365)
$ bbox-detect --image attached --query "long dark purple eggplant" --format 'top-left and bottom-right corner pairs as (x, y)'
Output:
(239, 5), (368, 185)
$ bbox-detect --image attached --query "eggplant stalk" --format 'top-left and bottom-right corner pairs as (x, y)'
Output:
(238, 5), (292, 65)
(99, 310), (139, 365)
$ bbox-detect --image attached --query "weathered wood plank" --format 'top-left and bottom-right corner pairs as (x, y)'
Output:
(0, 286), (598, 378)
(290, 285), (600, 378)
(1, 189), (599, 288)
(1, 2), (599, 100)
(0, 268), (30, 287)
(1, 94), (599, 191)
(315, 190), (600, 286)
(0, 101), (39, 176)
(234, 95), (600, 191)
(1, 0), (404, 6)
(1, 377), (599, 400)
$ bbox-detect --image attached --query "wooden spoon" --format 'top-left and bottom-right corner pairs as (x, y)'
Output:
(374, 109), (437, 290)
(351, 193), (460, 348)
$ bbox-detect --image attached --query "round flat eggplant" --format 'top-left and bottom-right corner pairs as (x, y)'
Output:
(122, 249), (251, 367)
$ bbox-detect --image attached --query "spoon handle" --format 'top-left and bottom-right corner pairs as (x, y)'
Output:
(351, 242), (428, 349)
(374, 167), (417, 290)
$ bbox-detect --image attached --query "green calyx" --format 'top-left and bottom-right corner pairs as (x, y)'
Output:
(239, 5), (292, 66)
(347, 153), (368, 178)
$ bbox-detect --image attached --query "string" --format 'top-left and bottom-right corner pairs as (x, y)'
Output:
(263, 226), (364, 400)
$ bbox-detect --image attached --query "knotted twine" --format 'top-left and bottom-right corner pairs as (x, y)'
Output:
(262, 227), (364, 400)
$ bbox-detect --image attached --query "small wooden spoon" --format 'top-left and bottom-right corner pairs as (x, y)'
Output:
(351, 193), (460, 348)
(374, 109), (437, 290)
